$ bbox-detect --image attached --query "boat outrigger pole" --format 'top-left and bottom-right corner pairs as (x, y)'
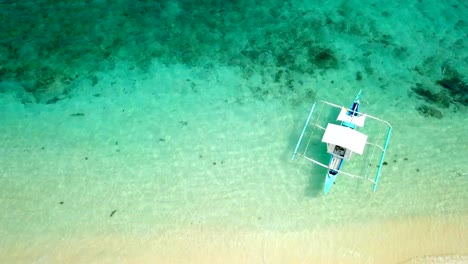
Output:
(372, 120), (392, 192)
(292, 103), (316, 161)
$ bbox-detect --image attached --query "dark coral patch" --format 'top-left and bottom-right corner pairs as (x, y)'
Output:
(416, 104), (443, 119)
(436, 77), (468, 106)
(308, 47), (338, 69)
(411, 84), (451, 108)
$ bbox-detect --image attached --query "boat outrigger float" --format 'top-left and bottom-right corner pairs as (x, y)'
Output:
(292, 91), (392, 194)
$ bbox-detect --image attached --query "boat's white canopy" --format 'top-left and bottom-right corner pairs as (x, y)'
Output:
(337, 107), (366, 127)
(321, 123), (368, 155)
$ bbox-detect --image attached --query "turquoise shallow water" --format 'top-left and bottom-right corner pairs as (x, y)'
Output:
(0, 0), (467, 261)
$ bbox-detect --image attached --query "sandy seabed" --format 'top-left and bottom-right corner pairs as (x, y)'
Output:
(1, 63), (467, 263)
(1, 61), (467, 263)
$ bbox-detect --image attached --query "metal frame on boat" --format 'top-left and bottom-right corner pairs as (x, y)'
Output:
(291, 91), (392, 194)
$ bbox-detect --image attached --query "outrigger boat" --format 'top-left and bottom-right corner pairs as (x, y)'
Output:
(291, 91), (392, 194)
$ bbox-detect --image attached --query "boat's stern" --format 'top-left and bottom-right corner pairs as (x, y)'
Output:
(324, 172), (337, 194)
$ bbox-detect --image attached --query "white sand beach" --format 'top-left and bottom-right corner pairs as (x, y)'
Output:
(1, 215), (467, 263)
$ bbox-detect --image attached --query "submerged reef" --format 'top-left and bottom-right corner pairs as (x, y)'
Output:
(1, 0), (465, 107)
(411, 84), (451, 108)
(416, 104), (443, 119)
(411, 62), (467, 118)
(0, 0), (377, 105)
(436, 76), (468, 106)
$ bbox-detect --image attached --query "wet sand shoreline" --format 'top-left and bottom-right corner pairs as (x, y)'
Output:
(2, 214), (466, 264)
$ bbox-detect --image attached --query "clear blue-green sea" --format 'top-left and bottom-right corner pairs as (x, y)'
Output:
(0, 0), (467, 263)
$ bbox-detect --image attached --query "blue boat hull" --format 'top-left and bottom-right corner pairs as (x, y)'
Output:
(323, 91), (361, 194)
(324, 173), (337, 194)
(324, 155), (344, 194)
